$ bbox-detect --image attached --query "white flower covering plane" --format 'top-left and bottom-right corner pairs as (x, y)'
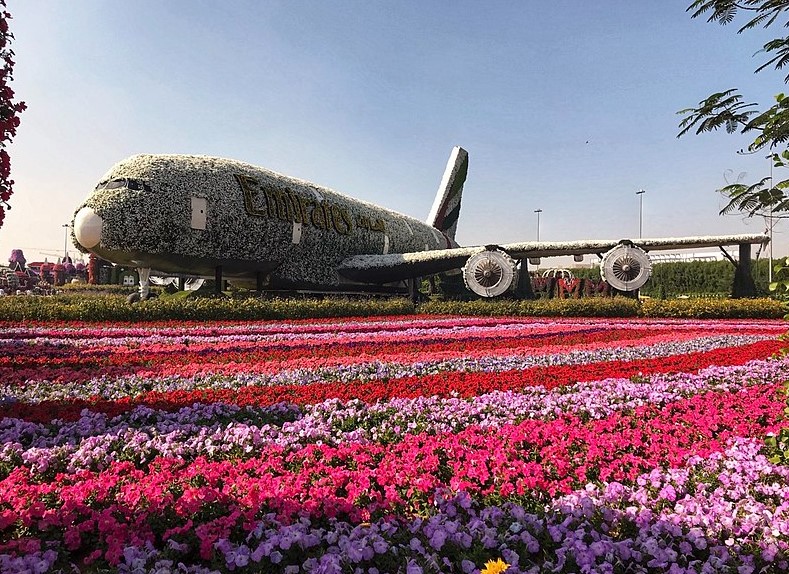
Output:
(72, 147), (767, 298)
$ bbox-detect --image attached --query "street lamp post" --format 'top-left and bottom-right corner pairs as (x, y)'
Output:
(62, 223), (71, 262)
(636, 189), (646, 238)
(767, 155), (774, 284)
(534, 209), (542, 241)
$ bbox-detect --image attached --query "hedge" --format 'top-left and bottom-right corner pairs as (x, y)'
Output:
(418, 297), (642, 317)
(570, 259), (774, 298)
(0, 294), (784, 322)
(420, 297), (786, 319)
(0, 295), (416, 322)
(639, 297), (786, 319)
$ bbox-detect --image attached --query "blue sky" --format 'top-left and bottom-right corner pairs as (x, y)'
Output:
(1, 0), (784, 265)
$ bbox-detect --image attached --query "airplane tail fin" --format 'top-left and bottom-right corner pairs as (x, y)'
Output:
(427, 146), (468, 241)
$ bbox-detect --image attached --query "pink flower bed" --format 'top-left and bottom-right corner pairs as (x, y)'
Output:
(0, 316), (787, 573)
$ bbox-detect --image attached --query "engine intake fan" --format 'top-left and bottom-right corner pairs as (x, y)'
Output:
(462, 248), (518, 297)
(600, 244), (652, 292)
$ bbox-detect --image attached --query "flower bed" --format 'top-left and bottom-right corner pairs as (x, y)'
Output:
(0, 316), (787, 573)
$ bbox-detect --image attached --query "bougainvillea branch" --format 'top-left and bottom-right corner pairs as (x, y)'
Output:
(0, 0), (25, 229)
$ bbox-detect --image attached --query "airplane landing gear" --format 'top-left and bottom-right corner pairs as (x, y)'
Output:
(127, 267), (156, 303)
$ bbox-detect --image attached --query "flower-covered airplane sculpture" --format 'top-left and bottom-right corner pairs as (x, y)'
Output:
(71, 147), (766, 298)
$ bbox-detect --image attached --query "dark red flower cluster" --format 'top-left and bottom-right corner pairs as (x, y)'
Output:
(0, 1), (25, 228)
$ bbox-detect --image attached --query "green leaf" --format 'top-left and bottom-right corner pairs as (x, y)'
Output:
(677, 89), (758, 137)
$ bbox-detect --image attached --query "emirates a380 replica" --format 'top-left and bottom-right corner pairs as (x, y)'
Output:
(71, 147), (766, 298)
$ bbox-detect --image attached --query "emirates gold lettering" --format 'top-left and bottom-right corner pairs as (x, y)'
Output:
(235, 175), (267, 217)
(239, 175), (358, 236)
(294, 194), (310, 225)
(310, 203), (327, 229)
(355, 214), (385, 234)
(331, 205), (352, 235)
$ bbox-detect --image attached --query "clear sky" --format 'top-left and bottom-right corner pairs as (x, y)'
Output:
(1, 0), (784, 267)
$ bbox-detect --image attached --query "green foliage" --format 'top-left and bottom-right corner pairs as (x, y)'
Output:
(432, 271), (476, 301)
(639, 259), (772, 298)
(0, 295), (415, 322)
(640, 297), (785, 318)
(677, 89), (758, 137)
(680, 2), (789, 218)
(687, 1), (786, 33)
(0, 290), (783, 322)
(419, 297), (641, 317)
(524, 259), (771, 299)
(566, 268), (602, 281)
(434, 259), (775, 302)
(59, 283), (157, 296)
(420, 296), (784, 318)
(769, 256), (789, 297)
(764, 430), (789, 465)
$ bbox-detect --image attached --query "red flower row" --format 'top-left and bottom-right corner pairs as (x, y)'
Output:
(4, 339), (780, 423)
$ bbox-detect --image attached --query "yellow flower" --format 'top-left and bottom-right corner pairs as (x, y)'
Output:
(480, 558), (510, 574)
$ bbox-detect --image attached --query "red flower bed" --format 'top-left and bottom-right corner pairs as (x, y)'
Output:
(4, 338), (780, 424)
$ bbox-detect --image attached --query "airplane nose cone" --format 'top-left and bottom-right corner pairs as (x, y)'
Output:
(73, 207), (103, 249)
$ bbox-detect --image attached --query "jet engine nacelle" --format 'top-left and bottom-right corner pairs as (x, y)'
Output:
(462, 247), (518, 297)
(462, 242), (654, 298)
(599, 243), (652, 292)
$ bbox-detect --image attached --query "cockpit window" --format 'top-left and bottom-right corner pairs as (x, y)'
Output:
(94, 178), (152, 192)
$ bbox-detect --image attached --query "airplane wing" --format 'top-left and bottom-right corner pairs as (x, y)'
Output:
(337, 246), (480, 283)
(499, 234), (769, 259)
(336, 233), (768, 284)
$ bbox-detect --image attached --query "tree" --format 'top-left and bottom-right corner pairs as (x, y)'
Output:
(0, 1), (24, 230)
(677, 1), (789, 217)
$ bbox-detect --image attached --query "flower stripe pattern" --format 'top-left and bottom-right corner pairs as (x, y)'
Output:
(0, 316), (787, 573)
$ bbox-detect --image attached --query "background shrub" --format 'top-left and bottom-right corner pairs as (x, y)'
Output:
(570, 259), (774, 298)
(640, 297), (786, 319)
(0, 295), (416, 322)
(0, 292), (784, 322)
(418, 297), (642, 317)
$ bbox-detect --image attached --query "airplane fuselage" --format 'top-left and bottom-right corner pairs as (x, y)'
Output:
(72, 149), (768, 299)
(72, 155), (457, 290)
